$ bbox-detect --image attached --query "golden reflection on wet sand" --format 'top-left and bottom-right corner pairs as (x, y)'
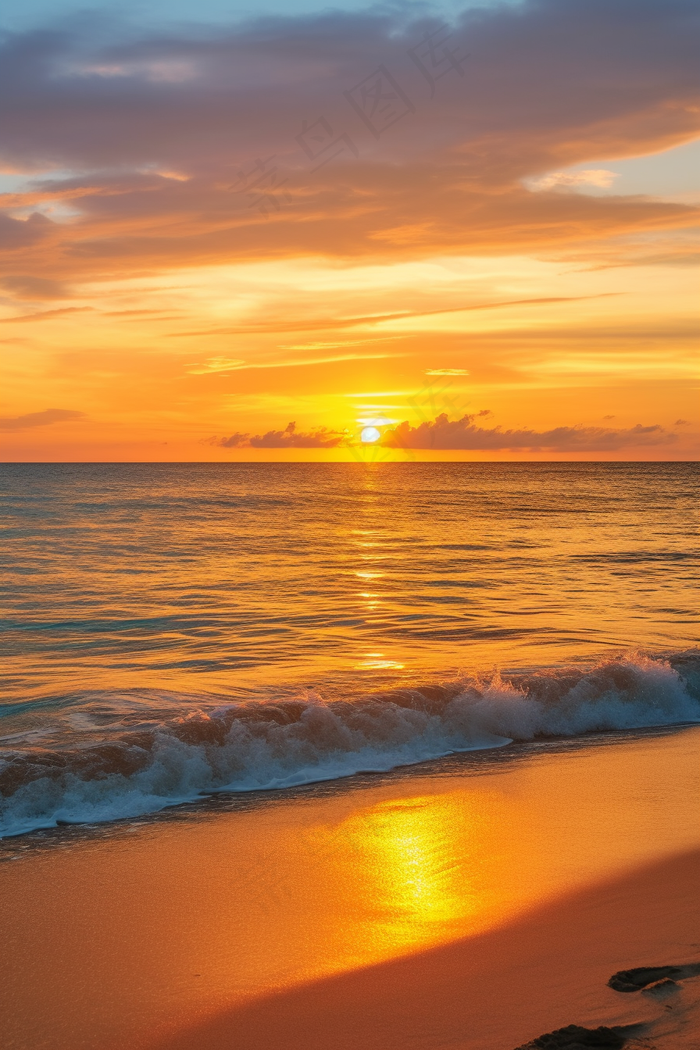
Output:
(352, 795), (479, 940)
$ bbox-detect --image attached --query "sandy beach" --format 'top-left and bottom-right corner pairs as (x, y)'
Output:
(3, 0), (699, 1041)
(153, 849), (700, 1050)
(1, 726), (698, 1050)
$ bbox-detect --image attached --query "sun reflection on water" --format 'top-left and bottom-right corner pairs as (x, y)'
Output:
(354, 654), (405, 669)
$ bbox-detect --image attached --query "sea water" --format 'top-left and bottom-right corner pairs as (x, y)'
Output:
(0, 461), (698, 837)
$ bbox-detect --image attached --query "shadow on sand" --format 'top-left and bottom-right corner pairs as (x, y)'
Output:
(149, 849), (700, 1050)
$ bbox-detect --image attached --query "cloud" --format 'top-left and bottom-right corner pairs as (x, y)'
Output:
(380, 413), (678, 452)
(0, 0), (697, 278)
(208, 412), (681, 453)
(212, 421), (345, 448)
(0, 274), (69, 299)
(213, 432), (249, 448)
(530, 169), (620, 191)
(424, 368), (469, 375)
(0, 307), (91, 323)
(186, 357), (245, 374)
(0, 213), (52, 251)
(0, 408), (86, 430)
(173, 296), (620, 339)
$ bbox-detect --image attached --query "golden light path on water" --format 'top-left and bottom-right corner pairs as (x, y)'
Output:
(2, 463), (697, 701)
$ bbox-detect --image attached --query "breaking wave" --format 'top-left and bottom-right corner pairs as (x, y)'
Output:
(1, 652), (699, 837)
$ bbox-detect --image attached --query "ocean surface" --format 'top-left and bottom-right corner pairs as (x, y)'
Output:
(0, 461), (698, 838)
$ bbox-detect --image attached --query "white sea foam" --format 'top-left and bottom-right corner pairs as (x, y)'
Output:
(1, 654), (698, 838)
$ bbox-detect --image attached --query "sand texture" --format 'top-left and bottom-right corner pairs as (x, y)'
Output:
(150, 849), (700, 1050)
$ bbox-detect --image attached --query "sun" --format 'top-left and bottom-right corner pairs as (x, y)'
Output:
(360, 426), (381, 443)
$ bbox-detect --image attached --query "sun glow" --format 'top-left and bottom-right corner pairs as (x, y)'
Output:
(360, 426), (381, 443)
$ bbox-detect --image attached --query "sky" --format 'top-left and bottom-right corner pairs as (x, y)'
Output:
(0, 0), (698, 461)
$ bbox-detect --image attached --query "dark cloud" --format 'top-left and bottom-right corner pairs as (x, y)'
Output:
(0, 213), (52, 251)
(1, 2), (697, 172)
(209, 413), (680, 452)
(214, 432), (250, 448)
(0, 408), (86, 430)
(212, 421), (345, 448)
(381, 413), (678, 451)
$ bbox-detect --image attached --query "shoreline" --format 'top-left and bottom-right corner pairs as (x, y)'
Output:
(2, 719), (698, 848)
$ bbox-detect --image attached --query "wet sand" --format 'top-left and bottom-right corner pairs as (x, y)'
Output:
(0, 727), (698, 1050)
(153, 848), (700, 1050)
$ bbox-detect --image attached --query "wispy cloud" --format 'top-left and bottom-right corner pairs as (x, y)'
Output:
(188, 352), (399, 372)
(0, 408), (86, 430)
(171, 296), (620, 339)
(186, 357), (245, 374)
(0, 275), (69, 300)
(530, 169), (620, 191)
(0, 307), (92, 324)
(425, 368), (469, 376)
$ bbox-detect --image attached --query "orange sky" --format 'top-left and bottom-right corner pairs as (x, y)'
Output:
(1, 1), (698, 460)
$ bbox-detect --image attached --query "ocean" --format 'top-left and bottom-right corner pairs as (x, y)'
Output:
(1, 461), (698, 838)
